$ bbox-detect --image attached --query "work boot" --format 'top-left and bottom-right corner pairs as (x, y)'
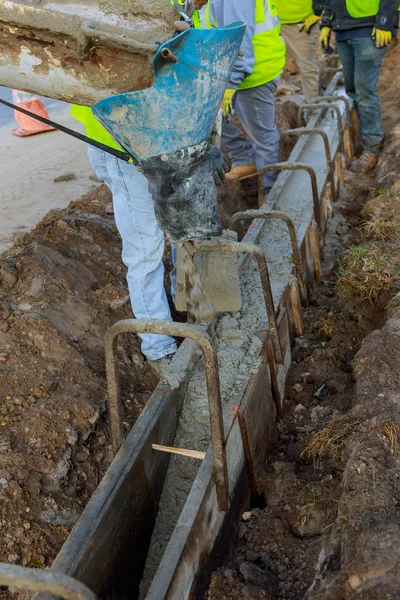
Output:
(226, 164), (257, 181)
(147, 353), (175, 378)
(349, 153), (379, 173)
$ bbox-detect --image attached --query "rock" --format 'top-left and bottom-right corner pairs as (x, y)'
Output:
(294, 383), (303, 393)
(246, 550), (260, 563)
(311, 409), (318, 422)
(0, 478), (9, 490)
(348, 575), (362, 590)
(289, 507), (326, 538)
(294, 403), (306, 413)
(239, 562), (271, 588)
(1, 323), (10, 333)
(54, 173), (77, 183)
(242, 511), (252, 521)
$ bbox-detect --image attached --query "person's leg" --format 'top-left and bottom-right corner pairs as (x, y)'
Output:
(221, 118), (256, 168)
(88, 146), (177, 361)
(337, 40), (357, 108)
(353, 37), (387, 155)
(280, 23), (319, 102)
(234, 79), (280, 192)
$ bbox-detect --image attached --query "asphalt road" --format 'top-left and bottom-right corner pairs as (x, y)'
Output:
(0, 86), (66, 127)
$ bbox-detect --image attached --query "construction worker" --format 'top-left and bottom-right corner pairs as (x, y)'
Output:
(197, 0), (286, 190)
(319, 0), (399, 173)
(275, 0), (324, 102)
(71, 106), (178, 375)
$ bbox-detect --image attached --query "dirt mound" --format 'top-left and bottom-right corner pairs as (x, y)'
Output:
(0, 185), (158, 568)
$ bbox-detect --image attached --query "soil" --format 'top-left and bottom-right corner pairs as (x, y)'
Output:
(0, 88), (300, 581)
(207, 39), (400, 600)
(0, 185), (159, 571)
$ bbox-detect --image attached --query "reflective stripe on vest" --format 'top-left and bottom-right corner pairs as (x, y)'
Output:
(346, 0), (380, 19)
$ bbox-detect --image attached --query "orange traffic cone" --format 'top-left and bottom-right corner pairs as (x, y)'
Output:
(12, 89), (56, 137)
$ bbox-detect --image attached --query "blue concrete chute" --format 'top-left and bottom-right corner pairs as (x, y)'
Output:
(92, 22), (246, 160)
(92, 22), (246, 242)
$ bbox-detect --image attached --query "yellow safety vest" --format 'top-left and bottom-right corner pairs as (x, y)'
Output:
(71, 105), (122, 150)
(197, 0), (286, 90)
(275, 0), (314, 24)
(346, 0), (380, 19)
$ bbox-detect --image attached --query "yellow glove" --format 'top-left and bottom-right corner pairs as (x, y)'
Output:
(372, 27), (392, 48)
(319, 27), (332, 51)
(222, 88), (236, 119)
(300, 14), (321, 33)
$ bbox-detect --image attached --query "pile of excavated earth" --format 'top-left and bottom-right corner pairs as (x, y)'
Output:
(0, 42), (399, 600)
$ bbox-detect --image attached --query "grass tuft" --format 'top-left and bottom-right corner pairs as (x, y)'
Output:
(335, 244), (400, 304)
(315, 314), (336, 341)
(360, 219), (397, 242)
(301, 418), (360, 463)
(380, 422), (400, 456)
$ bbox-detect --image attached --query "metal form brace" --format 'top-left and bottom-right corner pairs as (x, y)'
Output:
(228, 210), (308, 307)
(104, 319), (229, 511)
(311, 95), (352, 134)
(0, 563), (96, 600)
(258, 161), (320, 226)
(183, 239), (283, 365)
(299, 103), (344, 157)
(283, 128), (337, 203)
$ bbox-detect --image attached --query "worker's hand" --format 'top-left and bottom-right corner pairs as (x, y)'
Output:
(209, 146), (229, 186)
(300, 14), (321, 33)
(372, 27), (392, 48)
(222, 88), (236, 119)
(319, 27), (332, 52)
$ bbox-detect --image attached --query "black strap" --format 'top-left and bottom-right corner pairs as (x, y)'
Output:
(0, 97), (135, 164)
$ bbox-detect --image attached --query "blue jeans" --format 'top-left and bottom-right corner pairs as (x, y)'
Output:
(88, 146), (177, 360)
(222, 78), (280, 191)
(337, 37), (387, 155)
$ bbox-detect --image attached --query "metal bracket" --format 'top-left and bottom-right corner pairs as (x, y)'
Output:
(300, 103), (345, 159)
(184, 239), (283, 365)
(311, 95), (352, 133)
(104, 319), (229, 511)
(0, 563), (96, 600)
(258, 161), (320, 226)
(283, 128), (337, 203)
(228, 210), (308, 307)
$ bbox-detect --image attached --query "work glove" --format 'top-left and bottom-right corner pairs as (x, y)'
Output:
(372, 27), (392, 48)
(222, 88), (236, 119)
(300, 14), (321, 33)
(319, 27), (332, 53)
(209, 145), (229, 186)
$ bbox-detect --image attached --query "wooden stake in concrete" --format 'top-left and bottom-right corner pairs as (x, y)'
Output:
(152, 444), (206, 461)
(289, 283), (304, 336)
(309, 223), (322, 283)
(335, 153), (344, 187)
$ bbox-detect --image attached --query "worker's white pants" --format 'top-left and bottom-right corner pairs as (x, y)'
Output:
(88, 146), (177, 361)
(222, 78), (280, 192)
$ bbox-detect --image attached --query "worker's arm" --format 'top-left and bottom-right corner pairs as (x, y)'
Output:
(312, 0), (324, 16)
(320, 0), (333, 29)
(211, 0), (256, 88)
(374, 0), (398, 30)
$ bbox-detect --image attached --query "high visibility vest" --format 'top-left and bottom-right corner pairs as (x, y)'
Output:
(345, 0), (380, 19)
(274, 0), (313, 24)
(197, 0), (285, 90)
(71, 105), (122, 151)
